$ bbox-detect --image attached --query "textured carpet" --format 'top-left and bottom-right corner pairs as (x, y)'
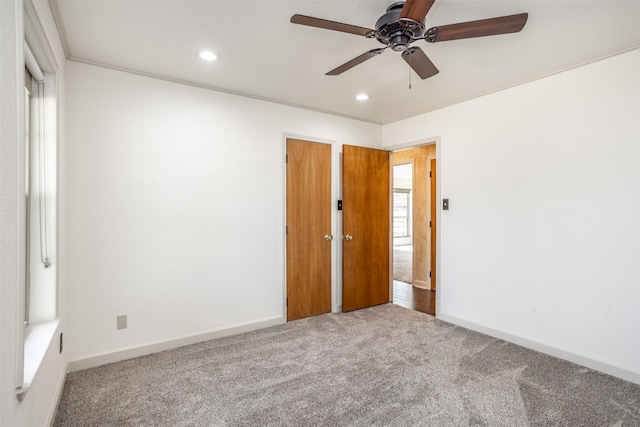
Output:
(393, 249), (412, 284)
(55, 304), (640, 426)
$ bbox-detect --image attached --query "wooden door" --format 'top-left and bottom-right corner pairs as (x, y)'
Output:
(342, 145), (390, 312)
(286, 139), (332, 321)
(430, 158), (437, 291)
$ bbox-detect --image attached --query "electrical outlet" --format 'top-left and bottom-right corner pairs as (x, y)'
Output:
(117, 315), (127, 330)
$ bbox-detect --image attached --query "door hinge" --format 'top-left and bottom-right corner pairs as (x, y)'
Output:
(429, 171), (432, 178)
(429, 221), (432, 228)
(429, 271), (432, 278)
(286, 154), (288, 163)
(286, 297), (288, 306)
(285, 226), (288, 235)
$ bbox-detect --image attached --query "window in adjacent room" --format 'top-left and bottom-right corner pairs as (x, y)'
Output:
(393, 189), (411, 238)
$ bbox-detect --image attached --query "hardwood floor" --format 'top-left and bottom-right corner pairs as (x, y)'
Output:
(392, 280), (435, 316)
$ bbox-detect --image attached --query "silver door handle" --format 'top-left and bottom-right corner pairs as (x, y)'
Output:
(324, 234), (333, 241)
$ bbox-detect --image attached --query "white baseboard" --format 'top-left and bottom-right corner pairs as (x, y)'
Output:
(47, 360), (68, 427)
(438, 312), (640, 385)
(68, 316), (284, 372)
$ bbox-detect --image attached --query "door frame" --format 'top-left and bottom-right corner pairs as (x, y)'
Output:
(282, 133), (340, 321)
(386, 137), (441, 317)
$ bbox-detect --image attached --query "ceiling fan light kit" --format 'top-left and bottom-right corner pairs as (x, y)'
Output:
(290, 0), (527, 81)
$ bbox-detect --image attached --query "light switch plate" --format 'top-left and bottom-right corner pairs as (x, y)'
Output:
(117, 315), (127, 330)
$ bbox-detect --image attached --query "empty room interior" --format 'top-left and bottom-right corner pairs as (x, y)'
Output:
(1, 0), (639, 425)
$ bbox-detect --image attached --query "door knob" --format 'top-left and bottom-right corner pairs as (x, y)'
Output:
(344, 234), (353, 241)
(324, 234), (333, 241)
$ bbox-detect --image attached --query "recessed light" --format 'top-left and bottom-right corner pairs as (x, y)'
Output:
(199, 50), (219, 61)
(355, 93), (370, 101)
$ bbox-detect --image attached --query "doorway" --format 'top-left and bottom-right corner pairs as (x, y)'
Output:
(391, 145), (436, 315)
(392, 164), (413, 285)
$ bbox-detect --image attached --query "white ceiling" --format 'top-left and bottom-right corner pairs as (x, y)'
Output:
(52, 0), (640, 124)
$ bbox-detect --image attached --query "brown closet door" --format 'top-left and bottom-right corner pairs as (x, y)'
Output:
(286, 139), (332, 321)
(342, 145), (390, 312)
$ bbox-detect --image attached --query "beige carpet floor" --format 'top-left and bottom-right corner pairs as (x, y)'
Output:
(55, 304), (640, 426)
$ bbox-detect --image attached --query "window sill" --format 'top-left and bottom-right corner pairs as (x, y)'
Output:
(16, 319), (60, 399)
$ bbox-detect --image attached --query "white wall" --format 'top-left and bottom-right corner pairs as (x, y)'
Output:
(1, 0), (67, 425)
(63, 61), (381, 365)
(383, 48), (640, 382)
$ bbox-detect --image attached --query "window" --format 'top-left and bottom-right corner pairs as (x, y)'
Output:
(17, 24), (59, 395)
(24, 67), (32, 325)
(393, 189), (411, 238)
(24, 44), (55, 325)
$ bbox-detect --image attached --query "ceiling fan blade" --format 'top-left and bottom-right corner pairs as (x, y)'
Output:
(326, 49), (385, 76)
(401, 47), (439, 80)
(426, 13), (528, 42)
(291, 14), (375, 37)
(399, 0), (436, 26)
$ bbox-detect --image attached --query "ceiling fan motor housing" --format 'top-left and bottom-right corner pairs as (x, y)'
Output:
(375, 2), (424, 51)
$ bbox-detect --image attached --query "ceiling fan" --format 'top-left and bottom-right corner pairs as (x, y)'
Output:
(290, 0), (528, 80)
